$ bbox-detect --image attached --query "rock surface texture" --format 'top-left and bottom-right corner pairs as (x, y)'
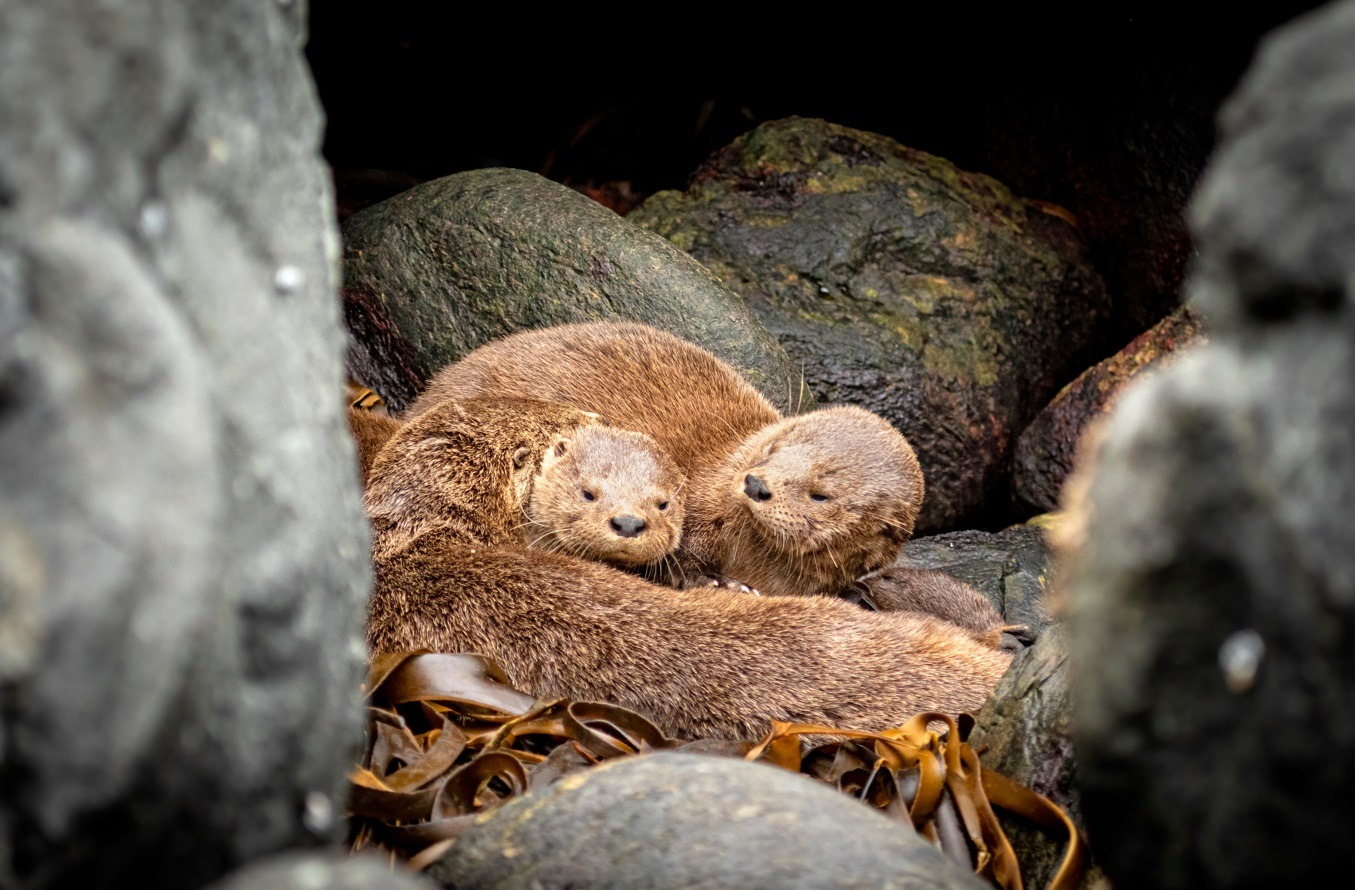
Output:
(340, 167), (801, 412)
(1013, 305), (1206, 514)
(0, 1), (369, 887)
(429, 752), (991, 890)
(630, 118), (1110, 531)
(893, 525), (1055, 638)
(969, 626), (1101, 889)
(1066, 3), (1355, 886)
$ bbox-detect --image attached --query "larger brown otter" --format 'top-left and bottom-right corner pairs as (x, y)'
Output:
(364, 398), (1011, 741)
(407, 323), (925, 599)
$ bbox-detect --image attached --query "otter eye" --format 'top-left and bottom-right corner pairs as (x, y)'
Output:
(810, 493), (830, 502)
(657, 501), (669, 511)
(582, 489), (596, 502)
(512, 446), (532, 469)
(553, 439), (569, 458)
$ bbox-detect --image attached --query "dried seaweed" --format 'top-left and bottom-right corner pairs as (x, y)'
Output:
(348, 651), (1085, 890)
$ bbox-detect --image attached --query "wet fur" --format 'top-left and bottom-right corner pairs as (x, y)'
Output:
(527, 424), (685, 569)
(364, 399), (1011, 741)
(348, 404), (683, 570)
(408, 323), (925, 598)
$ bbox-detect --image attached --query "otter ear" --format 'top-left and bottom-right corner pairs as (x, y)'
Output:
(512, 446), (533, 469)
(553, 438), (570, 458)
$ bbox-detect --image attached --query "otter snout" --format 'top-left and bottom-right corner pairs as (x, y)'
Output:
(744, 474), (773, 502)
(610, 514), (647, 537)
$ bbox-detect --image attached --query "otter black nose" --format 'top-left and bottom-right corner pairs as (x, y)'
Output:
(744, 474), (773, 502)
(610, 515), (647, 537)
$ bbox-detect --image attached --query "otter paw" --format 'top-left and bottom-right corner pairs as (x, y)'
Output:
(997, 624), (1037, 652)
(708, 577), (762, 596)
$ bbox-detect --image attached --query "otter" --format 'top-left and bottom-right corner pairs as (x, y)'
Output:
(406, 323), (925, 599)
(348, 402), (685, 571)
(347, 406), (405, 486)
(364, 398), (1011, 741)
(527, 423), (685, 571)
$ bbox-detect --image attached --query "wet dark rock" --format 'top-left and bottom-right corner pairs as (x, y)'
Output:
(340, 167), (800, 413)
(428, 752), (989, 890)
(630, 118), (1110, 532)
(893, 524), (1055, 638)
(1067, 4), (1355, 885)
(969, 626), (1103, 889)
(1014, 305), (1207, 514)
(0, 1), (369, 886)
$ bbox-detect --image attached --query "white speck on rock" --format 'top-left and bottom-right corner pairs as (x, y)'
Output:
(1219, 628), (1265, 694)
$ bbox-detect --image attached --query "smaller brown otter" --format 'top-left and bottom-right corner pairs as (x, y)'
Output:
(528, 423), (685, 571)
(850, 566), (1031, 652)
(349, 402), (685, 571)
(365, 398), (1012, 741)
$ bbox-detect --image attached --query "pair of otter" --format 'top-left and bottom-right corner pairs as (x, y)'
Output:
(364, 397), (1011, 739)
(355, 319), (1013, 736)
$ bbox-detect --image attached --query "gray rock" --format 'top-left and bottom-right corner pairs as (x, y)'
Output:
(969, 626), (1102, 889)
(630, 118), (1110, 531)
(340, 167), (801, 412)
(203, 851), (436, 890)
(895, 524), (1055, 637)
(429, 752), (990, 890)
(1067, 3), (1355, 886)
(0, 1), (369, 886)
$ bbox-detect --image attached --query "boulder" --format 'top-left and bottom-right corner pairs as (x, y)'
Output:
(1014, 305), (1206, 514)
(340, 167), (799, 412)
(969, 626), (1102, 889)
(893, 524), (1055, 638)
(428, 752), (989, 890)
(1066, 3), (1355, 885)
(0, 1), (369, 886)
(204, 852), (436, 890)
(630, 117), (1110, 531)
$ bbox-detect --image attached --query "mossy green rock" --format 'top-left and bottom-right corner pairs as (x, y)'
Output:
(631, 118), (1110, 531)
(341, 167), (798, 411)
(428, 752), (989, 890)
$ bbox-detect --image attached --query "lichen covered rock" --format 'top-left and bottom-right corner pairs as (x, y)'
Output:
(631, 118), (1110, 531)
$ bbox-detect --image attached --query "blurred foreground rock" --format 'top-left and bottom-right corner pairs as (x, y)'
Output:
(631, 118), (1110, 531)
(428, 752), (990, 890)
(1067, 3), (1355, 885)
(340, 168), (800, 412)
(204, 852), (435, 890)
(0, 1), (369, 886)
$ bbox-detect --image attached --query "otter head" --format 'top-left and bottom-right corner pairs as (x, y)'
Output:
(364, 398), (601, 550)
(723, 405), (925, 593)
(525, 425), (685, 568)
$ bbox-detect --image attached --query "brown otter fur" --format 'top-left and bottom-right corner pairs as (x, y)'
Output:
(853, 567), (1016, 648)
(364, 398), (1011, 741)
(407, 322), (925, 599)
(348, 404), (684, 570)
(347, 406), (405, 486)
(528, 423), (685, 570)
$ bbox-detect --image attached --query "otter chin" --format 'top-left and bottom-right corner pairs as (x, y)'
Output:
(527, 424), (685, 570)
